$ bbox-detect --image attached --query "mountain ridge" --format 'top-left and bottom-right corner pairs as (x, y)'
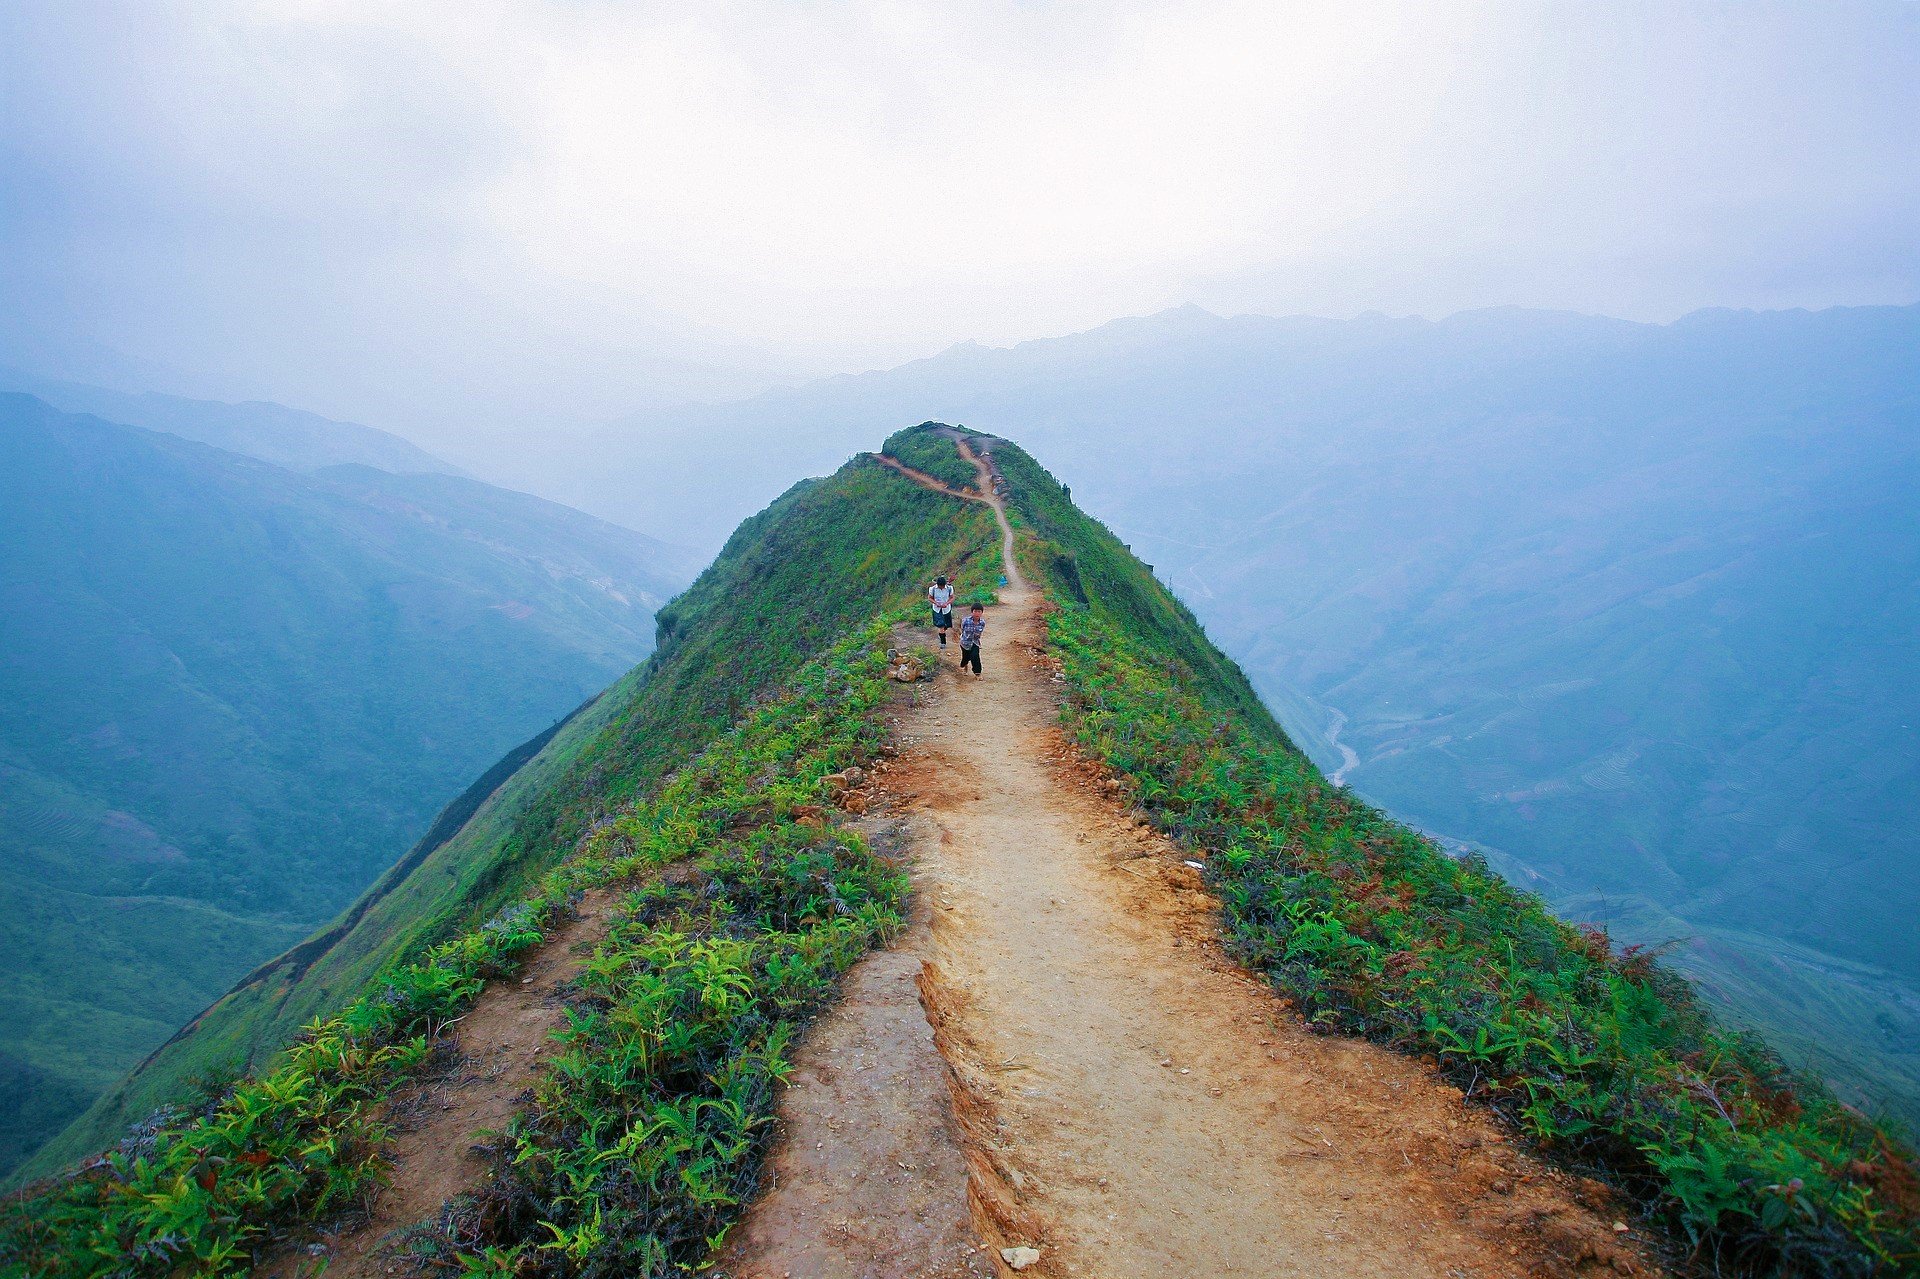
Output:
(14, 442), (1001, 1183)
(0, 370), (466, 478)
(504, 303), (1920, 1126)
(7, 425), (1912, 1277)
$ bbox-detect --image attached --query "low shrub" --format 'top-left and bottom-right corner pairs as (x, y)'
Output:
(882, 422), (980, 492)
(0, 616), (909, 1278)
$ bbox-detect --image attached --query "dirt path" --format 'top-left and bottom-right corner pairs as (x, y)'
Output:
(726, 441), (1654, 1278)
(870, 451), (984, 500)
(268, 895), (613, 1278)
(712, 819), (994, 1279)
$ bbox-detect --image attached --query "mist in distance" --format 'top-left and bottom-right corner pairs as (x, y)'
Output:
(2, 0), (1916, 468)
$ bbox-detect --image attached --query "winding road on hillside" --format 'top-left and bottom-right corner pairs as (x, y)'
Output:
(720, 442), (1648, 1278)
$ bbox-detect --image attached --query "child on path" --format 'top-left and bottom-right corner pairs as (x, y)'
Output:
(958, 604), (986, 678)
(928, 576), (955, 650)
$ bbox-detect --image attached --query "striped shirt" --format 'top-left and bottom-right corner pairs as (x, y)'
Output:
(959, 615), (986, 647)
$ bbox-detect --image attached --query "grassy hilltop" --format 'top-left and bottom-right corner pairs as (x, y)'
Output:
(6, 427), (1914, 1277)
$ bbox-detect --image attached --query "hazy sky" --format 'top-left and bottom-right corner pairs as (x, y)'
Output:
(2, 1), (1916, 447)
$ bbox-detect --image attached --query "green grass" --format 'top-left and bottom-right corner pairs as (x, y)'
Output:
(988, 438), (1277, 730)
(3, 451), (994, 1273)
(0, 398), (680, 1182)
(0, 609), (929, 1277)
(912, 429), (1920, 1275)
(0, 859), (573, 1276)
(16, 427), (1914, 1277)
(429, 617), (911, 1275)
(881, 422), (979, 491)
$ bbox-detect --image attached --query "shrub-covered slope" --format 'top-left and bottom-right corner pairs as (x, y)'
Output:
(21, 453), (999, 1186)
(552, 304), (1920, 1129)
(4, 617), (918, 1278)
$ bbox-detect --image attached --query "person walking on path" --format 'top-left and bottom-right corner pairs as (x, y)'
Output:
(928, 576), (956, 651)
(958, 604), (986, 678)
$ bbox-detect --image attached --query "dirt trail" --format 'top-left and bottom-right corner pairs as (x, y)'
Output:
(727, 442), (1653, 1278)
(870, 451), (988, 503)
(712, 820), (994, 1279)
(268, 895), (613, 1278)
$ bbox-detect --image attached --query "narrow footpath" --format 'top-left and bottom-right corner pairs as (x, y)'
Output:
(722, 443), (1651, 1278)
(265, 896), (614, 1278)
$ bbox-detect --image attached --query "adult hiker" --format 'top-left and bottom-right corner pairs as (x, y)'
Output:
(928, 575), (956, 650)
(958, 603), (986, 678)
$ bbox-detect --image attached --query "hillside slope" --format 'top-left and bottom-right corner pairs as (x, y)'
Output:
(7, 429), (1912, 1279)
(534, 303), (1920, 1125)
(0, 395), (682, 1181)
(22, 450), (1001, 1182)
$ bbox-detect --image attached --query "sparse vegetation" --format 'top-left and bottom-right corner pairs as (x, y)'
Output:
(0, 865), (581, 1276)
(443, 617), (909, 1275)
(0, 614), (917, 1278)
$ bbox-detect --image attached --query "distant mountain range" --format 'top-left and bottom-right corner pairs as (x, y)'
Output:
(0, 368), (466, 478)
(530, 301), (1920, 1123)
(0, 393), (684, 1178)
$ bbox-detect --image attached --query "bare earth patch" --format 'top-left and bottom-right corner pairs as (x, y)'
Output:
(712, 833), (992, 1279)
(266, 893), (612, 1279)
(318, 445), (1665, 1279)
(869, 583), (1654, 1279)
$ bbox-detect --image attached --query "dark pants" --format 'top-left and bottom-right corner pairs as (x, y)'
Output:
(960, 644), (981, 674)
